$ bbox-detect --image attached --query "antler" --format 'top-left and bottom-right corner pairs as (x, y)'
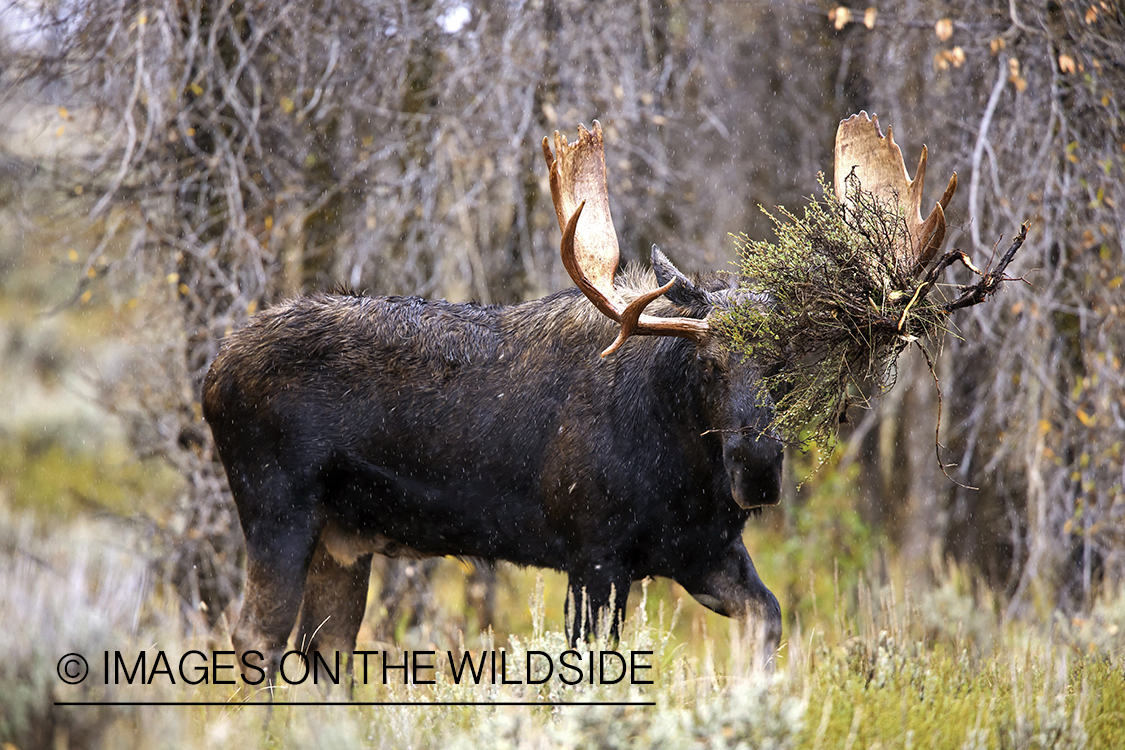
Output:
(834, 111), (957, 275)
(542, 121), (708, 357)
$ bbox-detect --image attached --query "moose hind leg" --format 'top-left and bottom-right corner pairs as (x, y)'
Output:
(296, 541), (372, 679)
(230, 476), (324, 686)
(682, 540), (782, 654)
(235, 543), (318, 686)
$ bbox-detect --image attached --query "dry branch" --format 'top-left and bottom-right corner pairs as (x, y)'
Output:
(940, 223), (1029, 313)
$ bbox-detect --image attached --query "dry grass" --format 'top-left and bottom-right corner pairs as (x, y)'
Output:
(4, 496), (1124, 750)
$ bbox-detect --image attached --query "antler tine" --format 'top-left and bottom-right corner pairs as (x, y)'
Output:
(834, 111), (958, 276)
(545, 121), (707, 357)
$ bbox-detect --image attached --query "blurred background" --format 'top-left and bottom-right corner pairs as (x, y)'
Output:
(1, 0), (1122, 743)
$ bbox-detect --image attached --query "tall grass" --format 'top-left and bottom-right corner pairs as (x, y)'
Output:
(4, 498), (1124, 750)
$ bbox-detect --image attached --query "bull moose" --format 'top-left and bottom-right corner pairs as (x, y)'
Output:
(203, 116), (955, 680)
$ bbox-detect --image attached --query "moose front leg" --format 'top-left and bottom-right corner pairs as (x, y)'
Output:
(682, 539), (782, 655)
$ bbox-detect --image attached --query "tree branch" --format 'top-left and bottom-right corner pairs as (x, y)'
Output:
(942, 222), (1029, 313)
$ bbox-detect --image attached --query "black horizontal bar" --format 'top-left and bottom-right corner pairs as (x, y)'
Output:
(55, 701), (655, 707)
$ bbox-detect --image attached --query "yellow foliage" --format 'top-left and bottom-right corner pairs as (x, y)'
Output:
(830, 6), (851, 30)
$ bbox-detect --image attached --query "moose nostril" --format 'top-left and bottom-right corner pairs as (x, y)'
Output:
(728, 465), (749, 509)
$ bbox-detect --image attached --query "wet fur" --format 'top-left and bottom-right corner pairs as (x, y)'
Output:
(203, 262), (783, 678)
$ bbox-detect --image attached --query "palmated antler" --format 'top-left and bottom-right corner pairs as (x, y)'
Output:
(834, 111), (957, 275)
(543, 121), (708, 356)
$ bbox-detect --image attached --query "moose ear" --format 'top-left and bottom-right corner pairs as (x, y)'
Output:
(652, 245), (710, 311)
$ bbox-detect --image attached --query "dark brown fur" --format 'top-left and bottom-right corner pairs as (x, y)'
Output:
(203, 261), (784, 679)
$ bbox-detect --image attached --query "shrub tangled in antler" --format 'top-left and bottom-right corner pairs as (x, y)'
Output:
(721, 113), (1027, 454)
(721, 178), (945, 451)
